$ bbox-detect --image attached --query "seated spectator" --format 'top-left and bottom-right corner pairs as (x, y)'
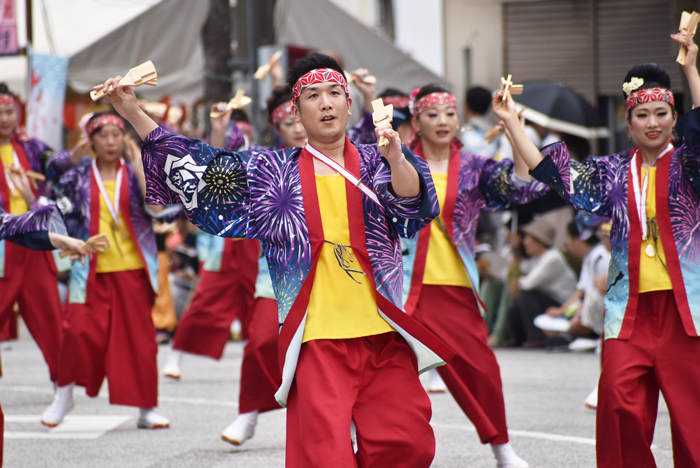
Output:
(534, 219), (611, 350)
(507, 219), (577, 347)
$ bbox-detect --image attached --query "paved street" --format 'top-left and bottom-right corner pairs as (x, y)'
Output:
(1, 324), (674, 468)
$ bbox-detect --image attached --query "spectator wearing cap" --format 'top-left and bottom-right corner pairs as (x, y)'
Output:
(507, 218), (577, 347)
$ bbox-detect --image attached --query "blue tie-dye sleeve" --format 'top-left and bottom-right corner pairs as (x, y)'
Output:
(531, 142), (614, 217)
(681, 107), (700, 195)
(361, 143), (439, 239)
(140, 127), (258, 239)
(478, 155), (549, 210)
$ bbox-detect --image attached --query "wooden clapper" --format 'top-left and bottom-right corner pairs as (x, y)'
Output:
(677, 11), (700, 66)
(254, 51), (283, 80)
(348, 68), (377, 85)
(90, 61), (157, 101)
(371, 98), (393, 147)
(59, 233), (111, 259)
(210, 89), (253, 119)
(500, 74), (523, 102)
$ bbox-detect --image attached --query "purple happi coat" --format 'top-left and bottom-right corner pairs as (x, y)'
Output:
(530, 107), (700, 340)
(140, 127), (445, 405)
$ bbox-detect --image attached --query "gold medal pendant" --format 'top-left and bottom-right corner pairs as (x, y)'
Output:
(645, 243), (656, 257)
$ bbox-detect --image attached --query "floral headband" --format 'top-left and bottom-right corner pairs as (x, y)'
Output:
(411, 92), (457, 117)
(623, 77), (675, 112)
(382, 95), (411, 110)
(291, 68), (349, 104)
(85, 114), (125, 136)
(0, 93), (16, 107)
(271, 99), (294, 124)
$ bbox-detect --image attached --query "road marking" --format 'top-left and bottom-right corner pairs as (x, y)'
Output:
(432, 423), (596, 446)
(432, 423), (669, 451)
(5, 415), (132, 440)
(1, 385), (238, 408)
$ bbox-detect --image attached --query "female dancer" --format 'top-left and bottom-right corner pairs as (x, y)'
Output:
(494, 31), (700, 467)
(0, 84), (66, 383)
(218, 86), (307, 445)
(0, 204), (86, 467)
(41, 112), (168, 429)
(404, 84), (547, 468)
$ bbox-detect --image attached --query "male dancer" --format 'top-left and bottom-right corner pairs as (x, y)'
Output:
(98, 52), (454, 467)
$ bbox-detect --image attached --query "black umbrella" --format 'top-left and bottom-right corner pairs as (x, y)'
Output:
(512, 82), (609, 139)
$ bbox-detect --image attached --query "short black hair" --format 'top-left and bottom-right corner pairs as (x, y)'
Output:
(465, 86), (492, 115)
(266, 85), (293, 124)
(567, 220), (580, 239)
(286, 52), (346, 93)
(231, 109), (249, 123)
(0, 82), (16, 99)
(414, 83), (450, 102)
(567, 220), (598, 246)
(378, 88), (408, 99)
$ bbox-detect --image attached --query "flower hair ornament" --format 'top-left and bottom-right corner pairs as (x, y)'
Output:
(622, 77), (644, 96)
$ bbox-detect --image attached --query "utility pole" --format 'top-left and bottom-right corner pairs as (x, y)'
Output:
(202, 0), (233, 132)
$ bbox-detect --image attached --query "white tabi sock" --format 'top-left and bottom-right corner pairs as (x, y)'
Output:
(492, 442), (529, 468)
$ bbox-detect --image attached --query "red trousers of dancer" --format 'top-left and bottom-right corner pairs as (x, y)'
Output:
(0, 400), (3, 467)
(597, 290), (700, 467)
(172, 239), (258, 359)
(0, 244), (61, 381)
(286, 332), (435, 468)
(413, 284), (509, 445)
(58, 269), (158, 408)
(239, 297), (281, 414)
(0, 312), (17, 342)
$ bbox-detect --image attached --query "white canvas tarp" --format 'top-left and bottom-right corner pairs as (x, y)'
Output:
(2, 0), (207, 103)
(275, 0), (449, 95)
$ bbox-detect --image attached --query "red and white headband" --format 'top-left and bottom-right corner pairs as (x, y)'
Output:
(411, 92), (457, 117)
(0, 93), (17, 108)
(291, 68), (349, 104)
(271, 100), (294, 124)
(85, 114), (125, 136)
(382, 95), (410, 109)
(623, 77), (674, 112)
(625, 88), (675, 113)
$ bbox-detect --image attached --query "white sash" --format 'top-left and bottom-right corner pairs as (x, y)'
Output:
(304, 143), (382, 208)
(92, 159), (125, 226)
(630, 143), (673, 239)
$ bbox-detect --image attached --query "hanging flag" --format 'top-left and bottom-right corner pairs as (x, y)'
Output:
(0, 0), (18, 55)
(26, 53), (69, 150)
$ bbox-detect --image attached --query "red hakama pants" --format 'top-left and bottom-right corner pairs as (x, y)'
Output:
(238, 297), (281, 414)
(597, 290), (700, 468)
(0, 244), (61, 381)
(286, 332), (435, 468)
(58, 269), (158, 408)
(171, 239), (258, 359)
(412, 284), (509, 445)
(0, 312), (17, 342)
(0, 400), (3, 467)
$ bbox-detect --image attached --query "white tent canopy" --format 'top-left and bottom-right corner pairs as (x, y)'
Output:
(2, 0), (207, 103)
(275, 0), (450, 95)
